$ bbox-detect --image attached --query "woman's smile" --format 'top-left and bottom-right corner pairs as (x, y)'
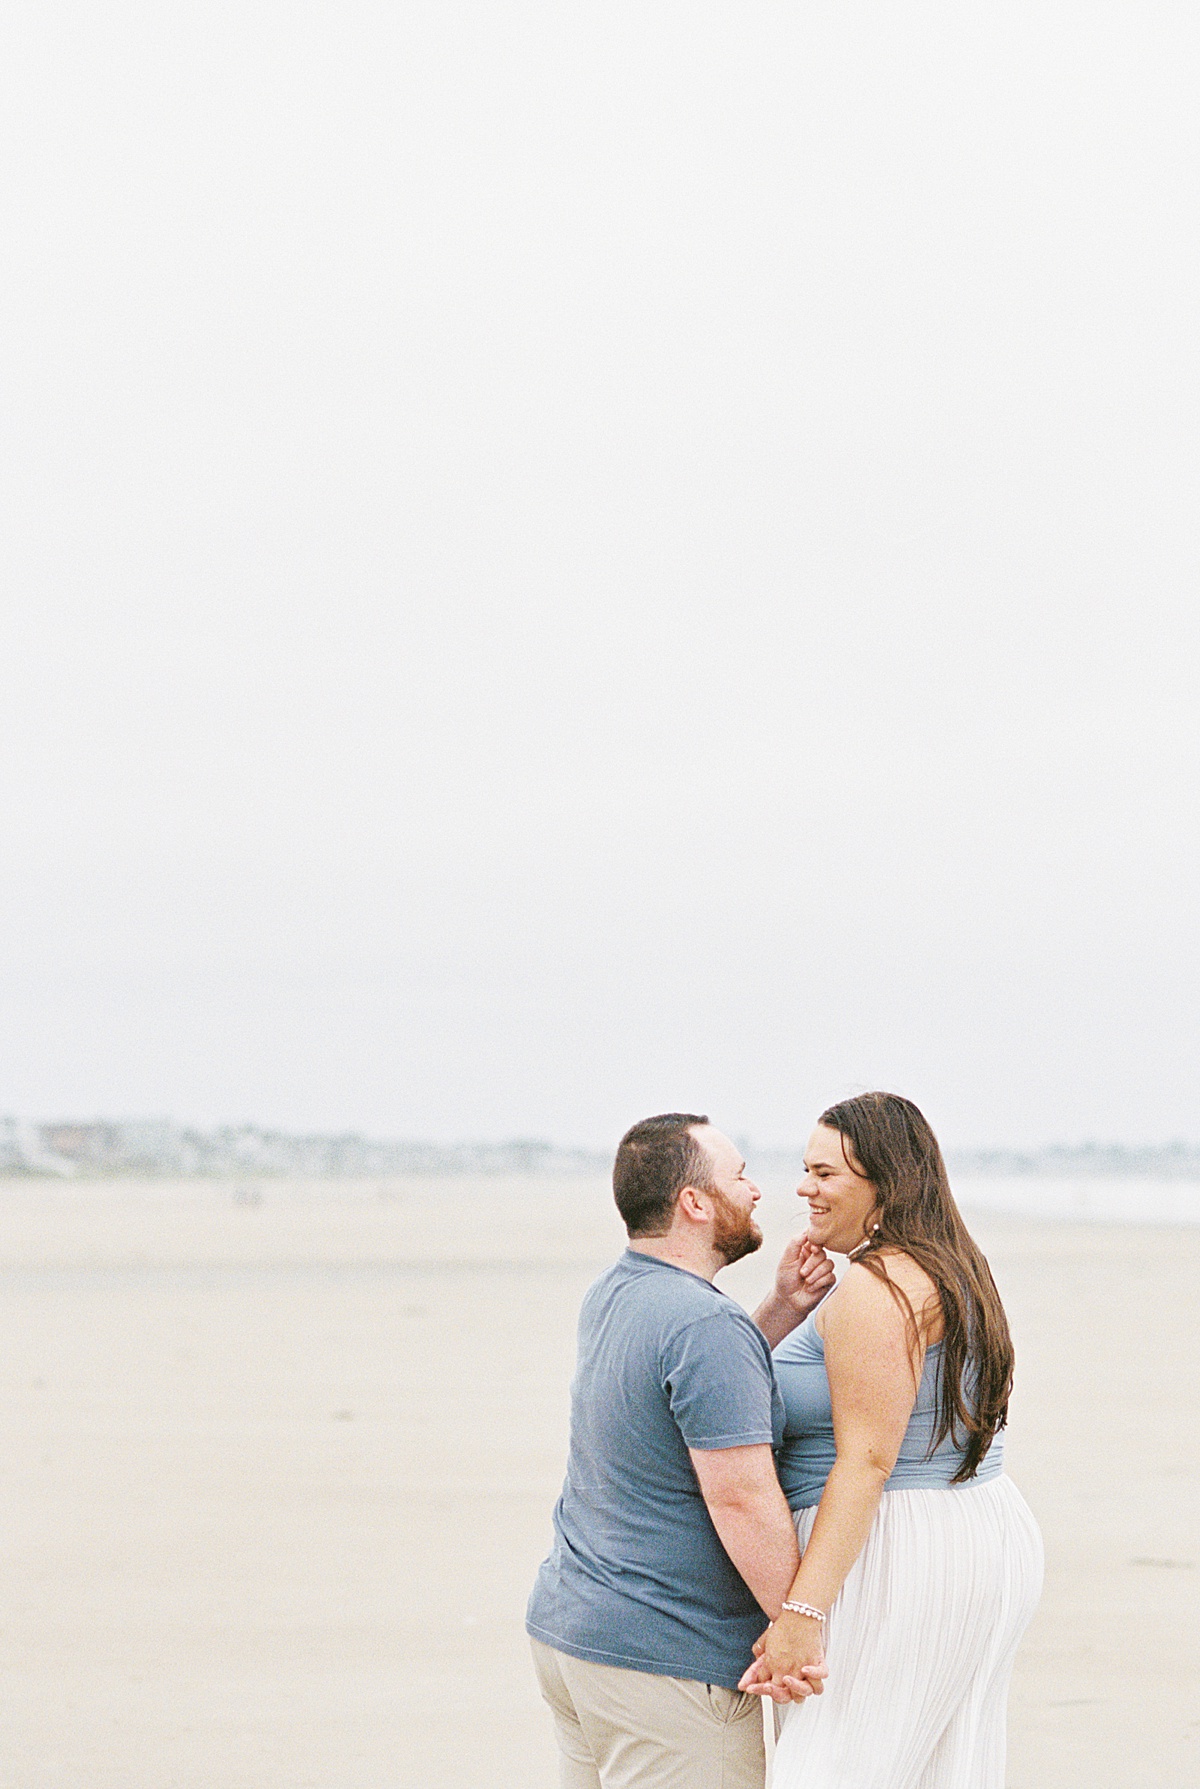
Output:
(798, 1125), (880, 1254)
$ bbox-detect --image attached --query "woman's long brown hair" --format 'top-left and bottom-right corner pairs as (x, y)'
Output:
(820, 1091), (1013, 1482)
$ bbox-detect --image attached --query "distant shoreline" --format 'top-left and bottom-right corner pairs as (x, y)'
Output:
(2, 1119), (1199, 1181)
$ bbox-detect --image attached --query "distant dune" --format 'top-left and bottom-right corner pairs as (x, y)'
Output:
(2, 1119), (1198, 1180)
(0, 1118), (608, 1179)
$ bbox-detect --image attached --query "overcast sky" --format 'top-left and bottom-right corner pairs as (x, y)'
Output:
(1, 4), (1197, 1150)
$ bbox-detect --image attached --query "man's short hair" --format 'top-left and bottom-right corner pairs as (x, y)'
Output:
(612, 1113), (715, 1237)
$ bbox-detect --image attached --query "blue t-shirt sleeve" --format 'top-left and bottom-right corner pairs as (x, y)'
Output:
(661, 1311), (777, 1449)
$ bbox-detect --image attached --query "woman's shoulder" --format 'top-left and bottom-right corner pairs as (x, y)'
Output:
(823, 1252), (943, 1343)
(871, 1248), (939, 1304)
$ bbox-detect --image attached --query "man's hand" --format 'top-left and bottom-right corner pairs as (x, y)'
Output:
(775, 1234), (836, 1314)
(753, 1234), (835, 1347)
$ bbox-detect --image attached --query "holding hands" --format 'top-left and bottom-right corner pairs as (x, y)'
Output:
(739, 1609), (827, 1703)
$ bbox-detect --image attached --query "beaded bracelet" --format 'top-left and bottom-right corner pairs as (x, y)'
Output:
(780, 1600), (826, 1623)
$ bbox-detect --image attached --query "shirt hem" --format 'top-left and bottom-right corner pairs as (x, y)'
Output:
(526, 1623), (749, 1693)
(685, 1429), (776, 1450)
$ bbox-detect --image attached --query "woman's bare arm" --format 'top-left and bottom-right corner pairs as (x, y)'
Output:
(741, 1261), (932, 1695)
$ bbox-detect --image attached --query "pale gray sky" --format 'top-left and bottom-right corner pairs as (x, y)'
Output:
(2, 4), (1197, 1149)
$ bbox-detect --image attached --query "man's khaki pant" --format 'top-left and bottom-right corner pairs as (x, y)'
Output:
(530, 1639), (765, 1789)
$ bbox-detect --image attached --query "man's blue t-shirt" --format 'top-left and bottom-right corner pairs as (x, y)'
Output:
(526, 1249), (785, 1691)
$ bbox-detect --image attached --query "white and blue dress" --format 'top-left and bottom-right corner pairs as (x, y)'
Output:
(771, 1303), (1043, 1789)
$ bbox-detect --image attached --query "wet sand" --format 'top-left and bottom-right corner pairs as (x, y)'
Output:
(0, 1174), (1195, 1787)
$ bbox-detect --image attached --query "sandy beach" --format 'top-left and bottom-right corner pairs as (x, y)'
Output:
(0, 1173), (1195, 1788)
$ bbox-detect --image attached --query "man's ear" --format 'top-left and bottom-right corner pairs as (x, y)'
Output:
(676, 1184), (713, 1226)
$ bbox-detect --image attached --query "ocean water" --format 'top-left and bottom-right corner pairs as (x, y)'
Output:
(953, 1174), (1200, 1226)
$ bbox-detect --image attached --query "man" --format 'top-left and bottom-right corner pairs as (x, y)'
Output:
(526, 1113), (834, 1789)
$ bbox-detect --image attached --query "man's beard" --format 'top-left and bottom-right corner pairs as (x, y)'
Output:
(710, 1191), (763, 1266)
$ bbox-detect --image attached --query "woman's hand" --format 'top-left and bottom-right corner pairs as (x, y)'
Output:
(738, 1614), (827, 1702)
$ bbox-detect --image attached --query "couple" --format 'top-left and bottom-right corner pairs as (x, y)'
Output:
(526, 1093), (1043, 1789)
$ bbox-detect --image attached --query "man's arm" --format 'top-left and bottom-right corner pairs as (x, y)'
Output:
(688, 1442), (800, 1619)
(754, 1235), (836, 1348)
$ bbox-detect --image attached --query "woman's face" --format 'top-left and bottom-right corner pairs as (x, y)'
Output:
(799, 1124), (881, 1254)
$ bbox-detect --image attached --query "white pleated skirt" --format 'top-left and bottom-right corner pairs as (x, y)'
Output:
(772, 1475), (1043, 1789)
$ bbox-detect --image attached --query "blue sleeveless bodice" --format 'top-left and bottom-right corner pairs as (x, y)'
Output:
(773, 1302), (1004, 1509)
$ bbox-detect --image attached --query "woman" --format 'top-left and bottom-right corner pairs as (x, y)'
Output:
(742, 1092), (1043, 1788)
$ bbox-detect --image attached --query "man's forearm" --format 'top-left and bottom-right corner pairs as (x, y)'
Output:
(752, 1290), (807, 1349)
(705, 1484), (800, 1619)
